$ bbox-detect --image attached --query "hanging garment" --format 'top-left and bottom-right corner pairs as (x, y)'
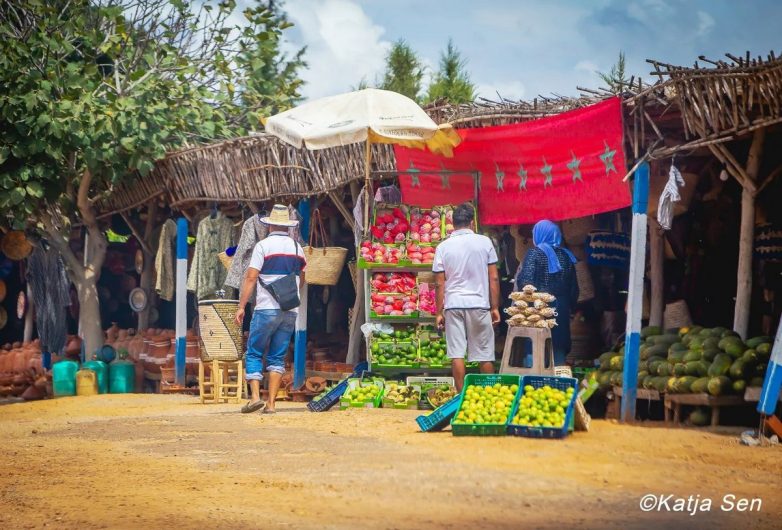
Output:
(658, 163), (685, 230)
(154, 219), (177, 302)
(187, 213), (235, 300)
(27, 246), (71, 353)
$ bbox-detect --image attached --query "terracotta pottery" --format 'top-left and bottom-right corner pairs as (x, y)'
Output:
(106, 323), (120, 342)
(117, 329), (128, 340)
(12, 342), (21, 349)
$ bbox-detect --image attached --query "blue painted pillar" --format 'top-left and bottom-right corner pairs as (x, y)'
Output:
(757, 315), (782, 415)
(175, 217), (188, 386)
(42, 352), (52, 370)
(621, 161), (649, 423)
(293, 200), (311, 390)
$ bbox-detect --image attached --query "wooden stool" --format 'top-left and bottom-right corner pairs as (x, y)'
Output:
(198, 359), (246, 404)
(499, 326), (555, 376)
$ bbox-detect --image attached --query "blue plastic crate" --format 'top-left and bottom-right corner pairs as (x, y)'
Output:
(415, 394), (461, 432)
(307, 362), (368, 412)
(507, 375), (578, 439)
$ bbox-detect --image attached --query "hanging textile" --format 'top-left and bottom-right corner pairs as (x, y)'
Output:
(187, 213), (234, 300)
(27, 246), (70, 353)
(223, 206), (303, 290)
(657, 163), (685, 230)
(395, 97), (630, 225)
(154, 219), (177, 302)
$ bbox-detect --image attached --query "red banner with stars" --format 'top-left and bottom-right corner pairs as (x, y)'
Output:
(395, 97), (631, 225)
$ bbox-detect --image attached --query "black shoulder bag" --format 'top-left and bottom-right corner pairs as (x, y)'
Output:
(258, 240), (302, 311)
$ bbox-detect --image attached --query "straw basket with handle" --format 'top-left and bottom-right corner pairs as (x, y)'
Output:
(664, 300), (692, 330)
(197, 299), (244, 361)
(302, 209), (348, 286)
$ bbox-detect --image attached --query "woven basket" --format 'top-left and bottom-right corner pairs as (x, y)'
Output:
(574, 397), (591, 432)
(303, 246), (348, 286)
(562, 217), (596, 246)
(218, 251), (233, 271)
(303, 209), (347, 286)
(197, 299), (244, 361)
(575, 261), (595, 302)
(664, 300), (692, 330)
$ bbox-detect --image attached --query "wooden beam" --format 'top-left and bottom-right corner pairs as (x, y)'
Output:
(648, 218), (665, 328)
(328, 189), (355, 231)
(120, 211), (153, 256)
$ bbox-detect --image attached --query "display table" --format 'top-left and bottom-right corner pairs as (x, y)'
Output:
(607, 386), (662, 420)
(664, 393), (744, 427)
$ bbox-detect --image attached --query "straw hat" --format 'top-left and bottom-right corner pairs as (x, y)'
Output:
(260, 204), (298, 227)
(1, 231), (32, 261)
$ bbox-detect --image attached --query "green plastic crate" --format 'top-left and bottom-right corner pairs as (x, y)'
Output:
(451, 374), (521, 436)
(339, 378), (384, 409)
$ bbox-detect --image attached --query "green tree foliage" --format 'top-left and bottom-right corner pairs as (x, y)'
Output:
(0, 0), (304, 353)
(232, 1), (307, 130)
(597, 51), (631, 94)
(380, 39), (424, 102)
(425, 39), (475, 104)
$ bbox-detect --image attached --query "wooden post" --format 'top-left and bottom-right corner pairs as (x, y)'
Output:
(137, 202), (158, 331)
(175, 217), (188, 386)
(621, 162), (649, 423)
(23, 283), (34, 343)
(648, 218), (664, 328)
(346, 271), (365, 365)
(733, 129), (765, 339)
(293, 199), (311, 390)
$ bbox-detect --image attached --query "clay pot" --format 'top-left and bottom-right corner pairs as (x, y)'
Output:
(21, 384), (45, 401)
(106, 323), (119, 342)
(12, 342), (21, 349)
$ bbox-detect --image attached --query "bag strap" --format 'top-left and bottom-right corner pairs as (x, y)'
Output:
(308, 208), (329, 248)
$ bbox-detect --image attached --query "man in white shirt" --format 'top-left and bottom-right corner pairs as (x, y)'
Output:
(433, 203), (500, 390)
(235, 205), (306, 414)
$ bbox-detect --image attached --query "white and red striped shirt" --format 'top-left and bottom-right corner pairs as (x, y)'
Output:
(248, 232), (307, 312)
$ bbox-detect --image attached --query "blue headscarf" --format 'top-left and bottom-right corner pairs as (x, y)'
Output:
(533, 220), (577, 274)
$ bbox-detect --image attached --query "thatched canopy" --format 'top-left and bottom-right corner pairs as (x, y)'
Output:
(95, 50), (782, 217)
(95, 134), (395, 216)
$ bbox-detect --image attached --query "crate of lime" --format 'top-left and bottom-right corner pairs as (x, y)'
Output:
(451, 374), (522, 436)
(507, 375), (578, 439)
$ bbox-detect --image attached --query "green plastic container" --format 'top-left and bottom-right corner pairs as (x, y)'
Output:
(451, 373), (522, 436)
(52, 359), (79, 397)
(83, 360), (109, 394)
(109, 360), (135, 394)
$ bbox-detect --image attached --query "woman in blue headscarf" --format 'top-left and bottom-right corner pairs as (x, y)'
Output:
(515, 220), (579, 366)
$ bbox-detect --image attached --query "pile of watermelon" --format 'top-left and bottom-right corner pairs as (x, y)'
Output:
(596, 326), (772, 396)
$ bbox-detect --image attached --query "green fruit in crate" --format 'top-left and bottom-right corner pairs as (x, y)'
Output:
(512, 385), (575, 428)
(453, 383), (518, 425)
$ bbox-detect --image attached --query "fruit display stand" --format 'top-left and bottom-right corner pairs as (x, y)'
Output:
(382, 381), (421, 409)
(407, 376), (456, 410)
(663, 393), (745, 428)
(608, 386), (662, 419)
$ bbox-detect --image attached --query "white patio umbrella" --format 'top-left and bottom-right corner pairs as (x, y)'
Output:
(263, 88), (461, 232)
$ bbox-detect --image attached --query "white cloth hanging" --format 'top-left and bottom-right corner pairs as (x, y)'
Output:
(657, 163), (685, 230)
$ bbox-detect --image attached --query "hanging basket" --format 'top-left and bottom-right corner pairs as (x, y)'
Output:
(1, 231), (32, 261)
(562, 216), (597, 246)
(218, 251), (233, 271)
(664, 300), (692, 330)
(303, 209), (347, 286)
(575, 261), (595, 303)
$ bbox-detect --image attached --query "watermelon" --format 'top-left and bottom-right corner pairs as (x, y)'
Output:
(746, 336), (771, 349)
(690, 377), (710, 394)
(707, 376), (731, 396)
(708, 354), (732, 377)
(690, 408), (710, 426)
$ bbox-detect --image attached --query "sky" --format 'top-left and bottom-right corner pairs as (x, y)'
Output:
(246, 0), (781, 101)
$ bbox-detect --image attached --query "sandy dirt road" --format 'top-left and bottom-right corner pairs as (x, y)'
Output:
(0, 394), (780, 529)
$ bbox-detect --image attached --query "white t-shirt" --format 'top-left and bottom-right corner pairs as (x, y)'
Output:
(432, 229), (498, 310)
(248, 232), (307, 312)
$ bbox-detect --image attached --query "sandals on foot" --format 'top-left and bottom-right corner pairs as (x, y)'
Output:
(262, 408), (276, 415)
(241, 400), (266, 414)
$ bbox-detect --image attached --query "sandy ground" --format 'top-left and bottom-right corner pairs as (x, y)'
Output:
(0, 394), (780, 530)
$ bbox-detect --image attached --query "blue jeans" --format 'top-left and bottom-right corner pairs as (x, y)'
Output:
(246, 309), (297, 381)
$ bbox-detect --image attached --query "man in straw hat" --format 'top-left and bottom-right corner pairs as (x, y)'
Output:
(235, 205), (306, 414)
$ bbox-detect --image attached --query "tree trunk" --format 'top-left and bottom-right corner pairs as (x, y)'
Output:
(76, 273), (104, 359)
(648, 219), (664, 328)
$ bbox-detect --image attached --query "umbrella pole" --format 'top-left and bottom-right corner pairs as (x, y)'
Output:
(363, 140), (371, 237)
